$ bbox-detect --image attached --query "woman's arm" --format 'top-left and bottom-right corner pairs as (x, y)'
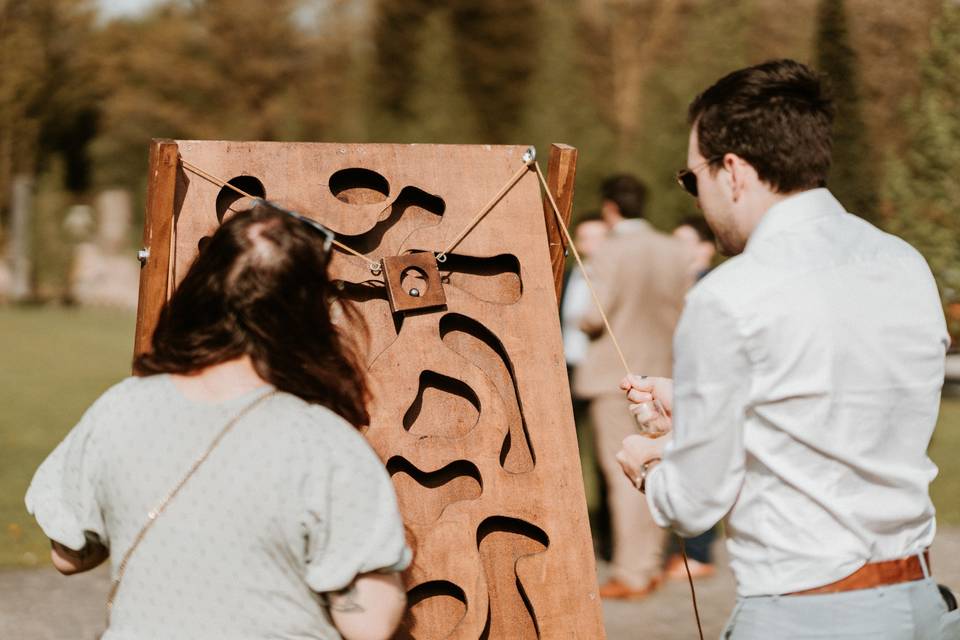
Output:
(328, 572), (407, 640)
(50, 534), (109, 575)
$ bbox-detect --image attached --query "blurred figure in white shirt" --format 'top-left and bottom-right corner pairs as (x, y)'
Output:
(560, 212), (611, 560)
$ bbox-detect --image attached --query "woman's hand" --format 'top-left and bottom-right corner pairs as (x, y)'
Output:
(50, 536), (109, 575)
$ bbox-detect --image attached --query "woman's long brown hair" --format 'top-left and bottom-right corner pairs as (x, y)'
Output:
(134, 202), (370, 427)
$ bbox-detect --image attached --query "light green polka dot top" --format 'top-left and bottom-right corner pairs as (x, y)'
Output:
(26, 375), (410, 639)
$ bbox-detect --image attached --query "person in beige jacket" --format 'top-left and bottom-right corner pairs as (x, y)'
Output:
(574, 174), (693, 599)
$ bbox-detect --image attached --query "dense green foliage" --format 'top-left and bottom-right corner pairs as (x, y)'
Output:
(0, 0), (956, 327)
(814, 0), (879, 223)
(885, 0), (960, 338)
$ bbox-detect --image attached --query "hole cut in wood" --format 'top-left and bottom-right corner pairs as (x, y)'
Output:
(403, 371), (480, 438)
(397, 580), (467, 640)
(337, 186), (445, 256)
(215, 175), (265, 223)
(387, 457), (482, 524)
(477, 516), (549, 640)
(329, 167), (390, 204)
(440, 313), (534, 473)
(439, 253), (522, 305)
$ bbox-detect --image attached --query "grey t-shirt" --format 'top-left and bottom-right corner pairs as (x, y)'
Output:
(26, 375), (410, 639)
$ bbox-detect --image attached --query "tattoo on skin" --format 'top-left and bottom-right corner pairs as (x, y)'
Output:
(329, 583), (365, 613)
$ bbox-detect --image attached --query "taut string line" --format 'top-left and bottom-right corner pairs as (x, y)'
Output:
(533, 160), (705, 640)
(181, 156), (536, 274)
(180, 159), (382, 273)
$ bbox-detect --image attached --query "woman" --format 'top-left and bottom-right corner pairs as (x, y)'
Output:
(26, 202), (410, 640)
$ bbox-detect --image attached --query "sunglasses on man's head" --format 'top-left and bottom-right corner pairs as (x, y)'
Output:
(675, 156), (723, 197)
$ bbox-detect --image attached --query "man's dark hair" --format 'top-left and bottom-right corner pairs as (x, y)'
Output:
(688, 59), (835, 194)
(134, 202), (371, 428)
(676, 215), (715, 244)
(600, 174), (648, 219)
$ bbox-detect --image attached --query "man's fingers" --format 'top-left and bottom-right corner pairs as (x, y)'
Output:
(627, 389), (653, 404)
(620, 373), (653, 392)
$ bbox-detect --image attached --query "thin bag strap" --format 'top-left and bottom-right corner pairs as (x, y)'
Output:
(105, 388), (279, 625)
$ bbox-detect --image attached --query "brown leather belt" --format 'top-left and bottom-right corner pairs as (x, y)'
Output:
(788, 551), (929, 596)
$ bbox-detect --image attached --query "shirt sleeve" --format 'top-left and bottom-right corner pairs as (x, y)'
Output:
(645, 286), (751, 537)
(25, 399), (109, 551)
(302, 417), (411, 593)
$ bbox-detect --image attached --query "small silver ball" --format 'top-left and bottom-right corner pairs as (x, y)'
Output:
(409, 287), (421, 297)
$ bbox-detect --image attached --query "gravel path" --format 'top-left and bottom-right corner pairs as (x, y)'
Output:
(3, 527), (960, 639)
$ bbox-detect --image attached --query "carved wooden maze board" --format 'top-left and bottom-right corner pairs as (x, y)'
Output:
(134, 141), (605, 639)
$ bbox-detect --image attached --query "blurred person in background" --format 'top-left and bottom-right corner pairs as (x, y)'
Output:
(574, 174), (693, 599)
(26, 202), (410, 640)
(659, 214), (719, 581)
(561, 211), (612, 559)
(562, 212), (610, 381)
(673, 215), (717, 283)
(618, 59), (957, 638)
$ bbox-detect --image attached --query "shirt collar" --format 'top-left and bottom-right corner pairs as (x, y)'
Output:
(745, 188), (846, 251)
(611, 218), (651, 236)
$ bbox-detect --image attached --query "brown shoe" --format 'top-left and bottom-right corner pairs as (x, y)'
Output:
(598, 576), (661, 600)
(664, 554), (715, 581)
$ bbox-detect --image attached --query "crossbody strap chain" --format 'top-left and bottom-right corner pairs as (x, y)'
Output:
(105, 389), (279, 625)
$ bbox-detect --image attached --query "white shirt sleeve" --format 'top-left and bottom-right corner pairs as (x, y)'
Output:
(645, 287), (752, 537)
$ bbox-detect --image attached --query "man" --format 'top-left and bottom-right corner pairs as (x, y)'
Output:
(561, 213), (610, 381)
(573, 174), (692, 599)
(660, 215), (719, 581)
(672, 215), (716, 283)
(617, 59), (957, 637)
(560, 212), (612, 559)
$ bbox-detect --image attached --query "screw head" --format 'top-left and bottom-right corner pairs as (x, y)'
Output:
(408, 287), (420, 297)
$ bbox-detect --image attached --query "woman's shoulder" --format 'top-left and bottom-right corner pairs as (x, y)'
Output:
(87, 374), (176, 413)
(270, 394), (378, 460)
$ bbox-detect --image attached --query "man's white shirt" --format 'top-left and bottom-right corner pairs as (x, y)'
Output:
(645, 188), (950, 596)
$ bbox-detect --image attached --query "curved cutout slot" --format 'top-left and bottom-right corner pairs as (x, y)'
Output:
(403, 371), (480, 438)
(215, 175), (265, 223)
(388, 457), (482, 524)
(338, 186), (445, 256)
(397, 581), (467, 640)
(329, 168), (390, 204)
(440, 313), (534, 473)
(439, 253), (522, 305)
(334, 279), (388, 303)
(477, 516), (549, 639)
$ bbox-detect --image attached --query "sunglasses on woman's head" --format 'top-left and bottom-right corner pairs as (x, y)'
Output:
(675, 156), (723, 197)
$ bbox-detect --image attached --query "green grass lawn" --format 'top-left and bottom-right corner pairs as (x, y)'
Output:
(1, 306), (958, 568)
(1, 306), (136, 567)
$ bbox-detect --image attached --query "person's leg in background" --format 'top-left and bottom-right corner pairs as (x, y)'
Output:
(591, 394), (664, 597)
(665, 527), (716, 580)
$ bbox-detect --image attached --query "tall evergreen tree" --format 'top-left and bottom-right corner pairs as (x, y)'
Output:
(448, 0), (539, 143)
(885, 0), (960, 338)
(814, 0), (879, 222)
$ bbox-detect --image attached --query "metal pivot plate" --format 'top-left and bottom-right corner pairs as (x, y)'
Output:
(380, 253), (447, 314)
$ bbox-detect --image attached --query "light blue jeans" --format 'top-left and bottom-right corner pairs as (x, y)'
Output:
(721, 578), (960, 639)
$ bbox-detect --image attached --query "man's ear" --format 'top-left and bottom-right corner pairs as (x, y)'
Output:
(724, 154), (755, 202)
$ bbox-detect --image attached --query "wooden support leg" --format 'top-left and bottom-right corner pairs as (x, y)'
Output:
(540, 143), (578, 307)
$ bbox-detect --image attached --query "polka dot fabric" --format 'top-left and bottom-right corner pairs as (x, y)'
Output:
(26, 375), (410, 639)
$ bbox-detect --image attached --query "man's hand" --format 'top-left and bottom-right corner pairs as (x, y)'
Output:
(616, 434), (670, 491)
(620, 375), (674, 436)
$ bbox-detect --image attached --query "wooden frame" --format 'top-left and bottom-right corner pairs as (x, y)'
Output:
(134, 140), (603, 639)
